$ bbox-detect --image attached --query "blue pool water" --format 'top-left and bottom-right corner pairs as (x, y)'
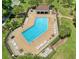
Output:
(22, 17), (48, 44)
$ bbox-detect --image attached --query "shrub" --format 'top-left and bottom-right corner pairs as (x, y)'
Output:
(59, 24), (71, 39)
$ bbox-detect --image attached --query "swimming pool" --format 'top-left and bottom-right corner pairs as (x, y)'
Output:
(22, 17), (48, 44)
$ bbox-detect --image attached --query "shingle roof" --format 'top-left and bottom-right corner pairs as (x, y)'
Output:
(36, 5), (49, 10)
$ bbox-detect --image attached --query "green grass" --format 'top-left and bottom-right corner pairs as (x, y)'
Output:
(2, 29), (11, 59)
(51, 18), (76, 59)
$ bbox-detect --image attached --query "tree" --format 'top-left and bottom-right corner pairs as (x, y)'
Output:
(11, 19), (19, 29)
(59, 25), (71, 39)
(2, 0), (12, 16)
(67, 0), (73, 16)
(2, 0), (12, 9)
(19, 0), (25, 3)
(28, 0), (40, 6)
(13, 5), (24, 15)
(2, 9), (8, 16)
(5, 19), (12, 30)
(47, 0), (54, 4)
(67, 0), (72, 7)
(62, 0), (67, 4)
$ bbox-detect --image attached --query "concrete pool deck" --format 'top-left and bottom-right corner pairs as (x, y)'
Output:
(7, 13), (59, 55)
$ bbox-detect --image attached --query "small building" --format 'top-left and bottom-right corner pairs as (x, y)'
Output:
(36, 5), (50, 14)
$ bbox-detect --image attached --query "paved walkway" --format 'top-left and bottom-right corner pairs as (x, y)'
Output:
(58, 12), (73, 20)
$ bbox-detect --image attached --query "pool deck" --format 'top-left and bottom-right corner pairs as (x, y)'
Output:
(8, 13), (59, 55)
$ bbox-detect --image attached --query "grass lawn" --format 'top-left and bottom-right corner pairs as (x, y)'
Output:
(2, 30), (11, 59)
(51, 18), (76, 59)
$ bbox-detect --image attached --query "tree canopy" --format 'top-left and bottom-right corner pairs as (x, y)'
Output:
(59, 24), (71, 39)
(2, 0), (12, 9)
(28, 0), (40, 6)
(12, 5), (24, 15)
(2, 0), (12, 17)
